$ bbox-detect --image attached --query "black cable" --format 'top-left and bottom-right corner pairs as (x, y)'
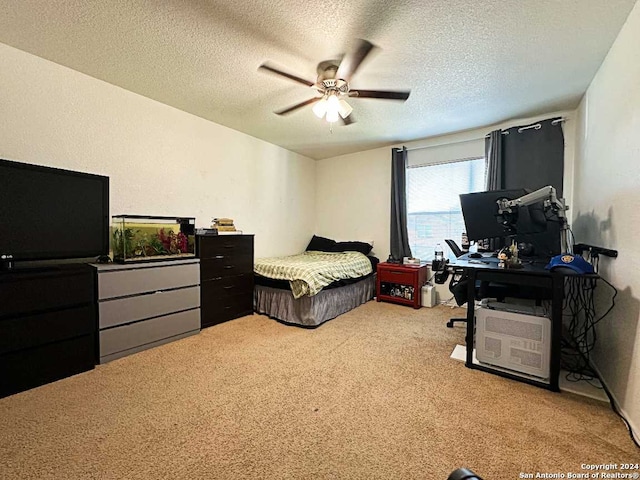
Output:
(561, 278), (596, 379)
(565, 316), (639, 449)
(599, 373), (640, 449)
(563, 277), (598, 376)
(561, 275), (637, 448)
(562, 276), (600, 378)
(594, 277), (617, 324)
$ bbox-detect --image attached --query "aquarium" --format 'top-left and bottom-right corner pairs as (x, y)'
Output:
(111, 215), (196, 263)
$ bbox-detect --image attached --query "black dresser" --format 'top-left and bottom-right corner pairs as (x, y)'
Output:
(196, 235), (254, 328)
(0, 264), (97, 397)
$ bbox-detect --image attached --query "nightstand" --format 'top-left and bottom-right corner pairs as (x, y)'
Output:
(376, 262), (428, 308)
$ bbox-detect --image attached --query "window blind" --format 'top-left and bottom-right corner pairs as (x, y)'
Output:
(406, 157), (486, 261)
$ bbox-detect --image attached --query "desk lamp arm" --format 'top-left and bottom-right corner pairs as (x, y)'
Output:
(497, 186), (566, 218)
(496, 186), (571, 253)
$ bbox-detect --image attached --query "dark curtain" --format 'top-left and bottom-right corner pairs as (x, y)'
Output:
(503, 118), (564, 197)
(485, 129), (504, 190)
(484, 129), (505, 251)
(500, 118), (565, 256)
(390, 147), (412, 260)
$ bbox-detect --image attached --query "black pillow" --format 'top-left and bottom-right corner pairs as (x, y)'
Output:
(306, 235), (337, 252)
(332, 241), (373, 255)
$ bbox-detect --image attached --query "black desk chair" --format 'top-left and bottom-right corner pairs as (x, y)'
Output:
(445, 239), (464, 257)
(442, 239), (514, 328)
(446, 270), (471, 328)
(438, 239), (471, 328)
(442, 240), (553, 328)
(445, 272), (515, 327)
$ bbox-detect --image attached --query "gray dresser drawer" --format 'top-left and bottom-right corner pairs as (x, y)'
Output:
(98, 262), (199, 299)
(100, 309), (200, 358)
(99, 286), (200, 328)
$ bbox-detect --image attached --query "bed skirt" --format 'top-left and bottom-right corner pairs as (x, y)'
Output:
(253, 274), (376, 327)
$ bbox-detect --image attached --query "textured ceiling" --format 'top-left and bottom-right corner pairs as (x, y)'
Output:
(0, 0), (636, 159)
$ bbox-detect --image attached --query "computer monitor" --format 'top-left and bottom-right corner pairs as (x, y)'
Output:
(460, 189), (526, 241)
(459, 189), (560, 256)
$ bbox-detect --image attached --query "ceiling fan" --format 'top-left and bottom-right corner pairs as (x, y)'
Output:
(258, 39), (411, 125)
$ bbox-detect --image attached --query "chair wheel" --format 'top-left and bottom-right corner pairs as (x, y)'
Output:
(446, 320), (454, 328)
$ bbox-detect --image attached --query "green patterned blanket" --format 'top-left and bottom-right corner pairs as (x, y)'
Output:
(254, 251), (373, 299)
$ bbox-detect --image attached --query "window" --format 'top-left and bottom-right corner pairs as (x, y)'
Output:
(406, 157), (486, 261)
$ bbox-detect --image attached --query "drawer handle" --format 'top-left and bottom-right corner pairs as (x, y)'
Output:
(223, 285), (235, 289)
(211, 276), (223, 281)
(224, 306), (232, 310)
(223, 245), (235, 249)
(223, 265), (235, 269)
(214, 255), (224, 259)
(390, 271), (404, 275)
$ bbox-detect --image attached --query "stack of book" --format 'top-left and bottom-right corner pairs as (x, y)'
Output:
(211, 218), (242, 235)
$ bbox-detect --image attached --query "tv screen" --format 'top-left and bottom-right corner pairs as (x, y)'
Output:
(0, 159), (109, 262)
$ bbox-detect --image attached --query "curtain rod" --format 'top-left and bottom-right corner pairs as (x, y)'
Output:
(485, 117), (566, 137)
(403, 117), (567, 151)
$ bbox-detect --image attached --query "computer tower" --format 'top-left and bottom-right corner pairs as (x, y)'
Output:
(476, 303), (551, 379)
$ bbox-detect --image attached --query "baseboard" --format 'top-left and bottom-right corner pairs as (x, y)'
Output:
(451, 341), (640, 445)
(451, 345), (609, 402)
(558, 372), (608, 402)
(590, 360), (640, 445)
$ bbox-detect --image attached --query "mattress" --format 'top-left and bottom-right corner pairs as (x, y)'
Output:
(253, 251), (376, 298)
(255, 255), (378, 291)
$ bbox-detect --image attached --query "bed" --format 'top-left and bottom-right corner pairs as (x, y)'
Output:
(253, 236), (379, 327)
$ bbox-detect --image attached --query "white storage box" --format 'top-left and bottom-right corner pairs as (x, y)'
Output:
(421, 285), (436, 307)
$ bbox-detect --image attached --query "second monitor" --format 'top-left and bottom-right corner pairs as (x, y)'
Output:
(459, 188), (559, 256)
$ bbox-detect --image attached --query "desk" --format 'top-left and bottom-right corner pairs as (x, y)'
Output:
(452, 254), (568, 392)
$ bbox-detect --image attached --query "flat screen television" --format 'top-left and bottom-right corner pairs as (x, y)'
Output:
(0, 159), (109, 266)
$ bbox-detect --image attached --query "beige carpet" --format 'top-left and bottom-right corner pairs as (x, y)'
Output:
(0, 302), (636, 479)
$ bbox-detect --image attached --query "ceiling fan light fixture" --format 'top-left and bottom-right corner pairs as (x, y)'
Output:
(325, 94), (341, 123)
(338, 99), (353, 118)
(312, 97), (328, 118)
(326, 108), (339, 123)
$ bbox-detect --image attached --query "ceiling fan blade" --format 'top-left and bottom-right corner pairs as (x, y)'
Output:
(349, 89), (411, 101)
(258, 63), (315, 87)
(336, 39), (375, 81)
(274, 97), (320, 115)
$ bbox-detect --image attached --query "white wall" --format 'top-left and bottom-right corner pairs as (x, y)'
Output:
(0, 43), (316, 259)
(573, 0), (640, 441)
(316, 110), (576, 259)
